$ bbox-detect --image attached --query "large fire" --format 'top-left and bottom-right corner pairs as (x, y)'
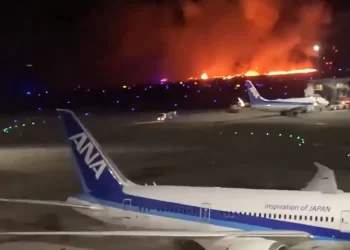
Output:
(116, 0), (329, 83)
(197, 68), (316, 80)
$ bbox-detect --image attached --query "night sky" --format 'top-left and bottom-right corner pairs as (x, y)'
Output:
(0, 0), (349, 88)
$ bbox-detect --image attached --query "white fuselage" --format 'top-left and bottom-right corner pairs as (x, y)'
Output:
(70, 185), (350, 241)
(251, 96), (327, 113)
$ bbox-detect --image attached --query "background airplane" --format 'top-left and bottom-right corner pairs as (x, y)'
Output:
(157, 111), (177, 121)
(0, 109), (349, 250)
(245, 81), (329, 116)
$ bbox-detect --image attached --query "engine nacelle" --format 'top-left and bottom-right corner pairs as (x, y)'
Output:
(197, 238), (287, 250)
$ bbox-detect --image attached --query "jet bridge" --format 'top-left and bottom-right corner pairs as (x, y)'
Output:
(308, 78), (350, 104)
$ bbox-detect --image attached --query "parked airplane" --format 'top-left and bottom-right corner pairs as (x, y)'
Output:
(245, 81), (329, 116)
(1, 109), (350, 250)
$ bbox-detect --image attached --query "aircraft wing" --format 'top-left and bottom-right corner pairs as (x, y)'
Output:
(301, 162), (343, 194)
(0, 198), (103, 210)
(0, 230), (314, 250)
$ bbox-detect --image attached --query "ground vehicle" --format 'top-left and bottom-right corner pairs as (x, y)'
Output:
(328, 101), (349, 110)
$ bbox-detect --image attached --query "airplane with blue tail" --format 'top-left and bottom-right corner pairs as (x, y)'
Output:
(245, 81), (329, 116)
(0, 109), (349, 250)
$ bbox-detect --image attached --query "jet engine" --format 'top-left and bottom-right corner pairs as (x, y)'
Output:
(197, 238), (287, 250)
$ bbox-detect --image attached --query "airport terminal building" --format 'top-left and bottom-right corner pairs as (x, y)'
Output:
(308, 78), (350, 104)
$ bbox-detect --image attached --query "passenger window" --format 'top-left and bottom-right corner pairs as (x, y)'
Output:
(288, 215), (291, 220)
(315, 216), (318, 222)
(320, 217), (323, 222)
(284, 214), (287, 219)
(259, 213), (261, 217)
(278, 214), (281, 219)
(273, 214), (276, 218)
(310, 216), (313, 221)
(294, 215), (297, 220)
(325, 217), (328, 222)
(263, 213), (266, 218)
(305, 215), (307, 220)
(269, 213), (271, 218)
(299, 215), (302, 220)
(331, 217), (334, 222)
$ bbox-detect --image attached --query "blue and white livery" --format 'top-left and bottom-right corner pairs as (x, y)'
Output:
(1, 109), (350, 250)
(245, 81), (329, 116)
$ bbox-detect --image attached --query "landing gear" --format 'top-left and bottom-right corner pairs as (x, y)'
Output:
(280, 111), (298, 117)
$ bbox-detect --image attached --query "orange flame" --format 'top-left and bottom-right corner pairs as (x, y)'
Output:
(201, 73), (209, 79)
(266, 68), (317, 76)
(244, 70), (260, 76)
(185, 68), (316, 82)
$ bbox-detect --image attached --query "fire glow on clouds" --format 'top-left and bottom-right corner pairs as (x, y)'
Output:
(118, 0), (330, 81)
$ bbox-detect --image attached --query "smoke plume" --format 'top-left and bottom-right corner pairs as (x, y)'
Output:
(115, 0), (331, 81)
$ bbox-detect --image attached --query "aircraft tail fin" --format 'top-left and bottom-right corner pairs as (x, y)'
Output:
(57, 109), (135, 195)
(245, 80), (267, 105)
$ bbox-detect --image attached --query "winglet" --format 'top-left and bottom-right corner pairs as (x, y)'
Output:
(302, 162), (342, 193)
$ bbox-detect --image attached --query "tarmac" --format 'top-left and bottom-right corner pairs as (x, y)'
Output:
(0, 108), (350, 249)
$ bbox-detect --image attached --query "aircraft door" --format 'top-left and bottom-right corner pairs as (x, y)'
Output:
(340, 211), (350, 232)
(200, 203), (211, 223)
(122, 199), (132, 228)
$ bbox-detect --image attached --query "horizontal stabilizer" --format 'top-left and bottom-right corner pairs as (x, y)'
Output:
(0, 198), (103, 210)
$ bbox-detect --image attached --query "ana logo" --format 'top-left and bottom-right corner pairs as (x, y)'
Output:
(69, 132), (107, 180)
(249, 87), (259, 99)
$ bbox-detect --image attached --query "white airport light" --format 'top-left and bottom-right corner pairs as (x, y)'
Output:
(313, 45), (320, 52)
